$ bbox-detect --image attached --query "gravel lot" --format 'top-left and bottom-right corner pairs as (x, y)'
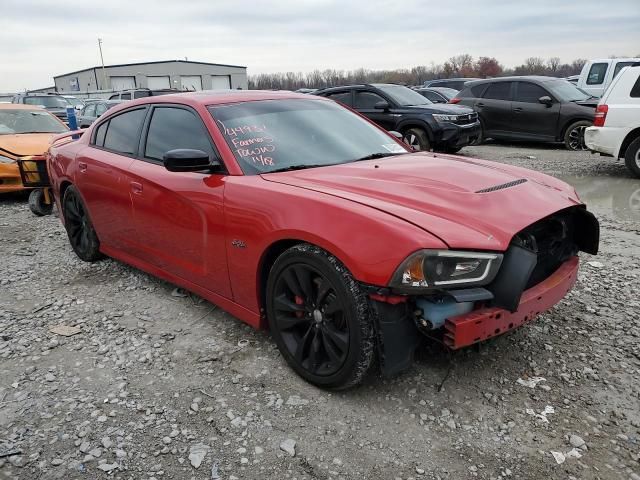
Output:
(1, 143), (639, 480)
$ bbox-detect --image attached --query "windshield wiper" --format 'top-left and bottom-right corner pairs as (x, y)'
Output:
(353, 152), (405, 161)
(266, 164), (330, 173)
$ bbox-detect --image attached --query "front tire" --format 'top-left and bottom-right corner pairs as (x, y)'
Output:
(564, 120), (591, 151)
(266, 244), (375, 389)
(402, 128), (431, 151)
(62, 185), (103, 262)
(28, 189), (53, 216)
(624, 137), (640, 178)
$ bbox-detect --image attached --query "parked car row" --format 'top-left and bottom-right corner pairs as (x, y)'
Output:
(313, 84), (480, 152)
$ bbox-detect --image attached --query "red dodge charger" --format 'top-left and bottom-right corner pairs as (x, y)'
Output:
(47, 91), (599, 388)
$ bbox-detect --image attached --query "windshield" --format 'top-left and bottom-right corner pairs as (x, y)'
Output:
(23, 96), (70, 108)
(546, 80), (591, 102)
(0, 109), (68, 134)
(375, 85), (432, 106)
(210, 99), (408, 175)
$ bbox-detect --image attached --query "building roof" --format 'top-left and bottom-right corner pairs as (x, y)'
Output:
(54, 59), (247, 79)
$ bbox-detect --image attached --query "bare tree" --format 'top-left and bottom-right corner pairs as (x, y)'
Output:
(547, 57), (561, 73)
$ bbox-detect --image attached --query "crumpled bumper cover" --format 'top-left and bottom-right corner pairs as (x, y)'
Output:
(444, 256), (579, 349)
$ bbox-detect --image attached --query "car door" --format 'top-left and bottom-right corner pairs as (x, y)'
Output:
(126, 104), (231, 298)
(74, 107), (147, 250)
(476, 81), (513, 136)
(353, 89), (396, 130)
(510, 81), (560, 140)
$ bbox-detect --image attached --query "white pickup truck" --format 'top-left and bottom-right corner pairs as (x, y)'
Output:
(577, 58), (640, 98)
(584, 65), (640, 177)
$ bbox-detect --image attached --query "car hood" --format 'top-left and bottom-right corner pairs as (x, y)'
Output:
(0, 133), (55, 157)
(261, 153), (582, 251)
(404, 103), (473, 114)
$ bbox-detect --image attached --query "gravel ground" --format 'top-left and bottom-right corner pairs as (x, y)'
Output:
(1, 143), (639, 480)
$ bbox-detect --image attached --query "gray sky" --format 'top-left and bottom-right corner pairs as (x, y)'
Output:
(1, 0), (638, 91)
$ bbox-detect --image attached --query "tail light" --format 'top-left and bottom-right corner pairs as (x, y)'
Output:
(594, 104), (608, 127)
(449, 97), (461, 104)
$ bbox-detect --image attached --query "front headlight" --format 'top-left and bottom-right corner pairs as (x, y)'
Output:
(390, 250), (503, 291)
(432, 114), (459, 123)
(0, 155), (16, 164)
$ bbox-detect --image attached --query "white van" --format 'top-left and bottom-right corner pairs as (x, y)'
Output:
(577, 58), (640, 98)
(584, 65), (640, 177)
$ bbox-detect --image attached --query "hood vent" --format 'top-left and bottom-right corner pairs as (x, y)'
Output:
(476, 179), (527, 193)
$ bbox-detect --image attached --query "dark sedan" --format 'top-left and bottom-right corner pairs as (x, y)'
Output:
(451, 76), (598, 150)
(77, 100), (121, 128)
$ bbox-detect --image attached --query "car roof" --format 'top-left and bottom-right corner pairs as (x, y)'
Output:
(0, 103), (47, 111)
(465, 76), (562, 85)
(118, 89), (327, 108)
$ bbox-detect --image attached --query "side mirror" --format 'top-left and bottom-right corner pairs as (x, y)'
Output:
(163, 149), (218, 172)
(538, 96), (553, 107)
(374, 100), (390, 110)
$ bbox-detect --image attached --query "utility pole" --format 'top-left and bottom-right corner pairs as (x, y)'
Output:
(98, 38), (107, 90)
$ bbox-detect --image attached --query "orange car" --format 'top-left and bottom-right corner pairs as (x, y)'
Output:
(0, 104), (68, 193)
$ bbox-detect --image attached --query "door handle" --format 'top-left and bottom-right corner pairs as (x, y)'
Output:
(78, 161), (87, 173)
(514, 107), (523, 113)
(476, 102), (485, 108)
(130, 182), (143, 195)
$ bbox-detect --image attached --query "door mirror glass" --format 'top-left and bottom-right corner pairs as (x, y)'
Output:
(374, 100), (390, 110)
(163, 149), (218, 172)
(538, 95), (553, 106)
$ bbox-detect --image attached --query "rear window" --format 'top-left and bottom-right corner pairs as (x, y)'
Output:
(631, 76), (640, 98)
(613, 62), (636, 79)
(483, 82), (512, 100)
(102, 108), (146, 154)
(587, 63), (608, 85)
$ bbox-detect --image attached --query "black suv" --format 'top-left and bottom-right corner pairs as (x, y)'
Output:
(452, 76), (598, 150)
(12, 93), (71, 124)
(314, 84), (480, 153)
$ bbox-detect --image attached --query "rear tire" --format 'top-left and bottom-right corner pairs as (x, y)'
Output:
(624, 137), (640, 178)
(564, 120), (591, 151)
(62, 185), (103, 262)
(402, 128), (431, 151)
(266, 244), (375, 389)
(28, 189), (53, 216)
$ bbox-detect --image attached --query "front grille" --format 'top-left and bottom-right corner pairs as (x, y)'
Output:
(513, 209), (579, 288)
(452, 112), (478, 125)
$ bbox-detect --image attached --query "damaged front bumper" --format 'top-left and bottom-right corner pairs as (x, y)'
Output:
(443, 255), (578, 349)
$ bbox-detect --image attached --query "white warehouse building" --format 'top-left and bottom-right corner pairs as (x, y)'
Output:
(53, 59), (248, 93)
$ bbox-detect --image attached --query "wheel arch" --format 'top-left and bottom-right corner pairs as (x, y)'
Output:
(618, 127), (640, 158)
(255, 236), (355, 329)
(397, 121), (434, 141)
(559, 117), (593, 141)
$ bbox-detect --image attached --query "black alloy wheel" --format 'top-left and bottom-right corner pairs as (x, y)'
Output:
(266, 244), (375, 389)
(402, 127), (431, 151)
(564, 120), (592, 151)
(62, 186), (103, 262)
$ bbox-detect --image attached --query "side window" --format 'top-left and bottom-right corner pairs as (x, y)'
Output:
(120, 93), (131, 100)
(326, 91), (352, 106)
(421, 91), (442, 102)
(515, 82), (549, 103)
(95, 103), (107, 116)
(470, 84), (487, 97)
(102, 108), (146, 155)
(94, 120), (109, 147)
(587, 63), (608, 85)
(134, 91), (150, 99)
(483, 82), (512, 101)
(354, 91), (386, 109)
(83, 104), (96, 117)
(631, 76), (640, 98)
(144, 107), (214, 161)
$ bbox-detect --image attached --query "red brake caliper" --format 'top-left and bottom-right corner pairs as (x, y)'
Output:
(295, 296), (304, 318)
